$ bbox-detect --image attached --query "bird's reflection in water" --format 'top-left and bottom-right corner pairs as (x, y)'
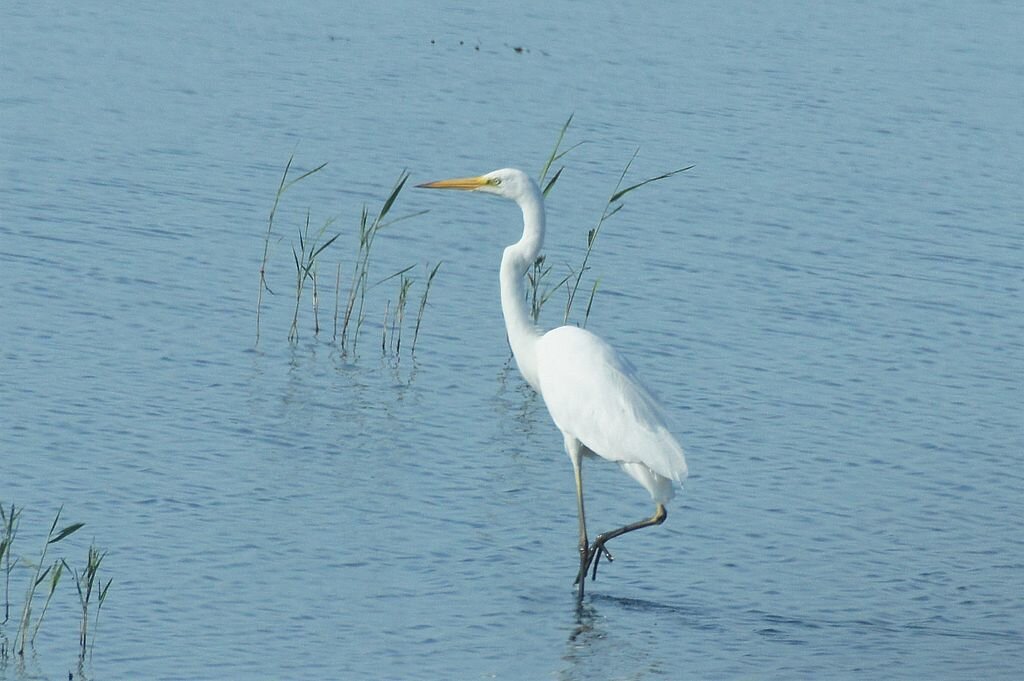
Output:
(561, 599), (605, 679)
(570, 599), (601, 643)
(560, 593), (710, 680)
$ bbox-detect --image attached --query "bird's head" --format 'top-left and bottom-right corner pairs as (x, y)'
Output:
(417, 168), (536, 202)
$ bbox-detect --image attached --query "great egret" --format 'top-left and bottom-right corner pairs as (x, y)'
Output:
(418, 168), (688, 597)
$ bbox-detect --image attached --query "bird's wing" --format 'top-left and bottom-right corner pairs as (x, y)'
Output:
(536, 325), (688, 482)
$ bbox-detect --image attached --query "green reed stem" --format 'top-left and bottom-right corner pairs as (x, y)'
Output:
(258, 154), (327, 344)
(15, 506), (83, 655)
(65, 543), (111, 663)
(564, 152), (694, 325)
(1, 503), (22, 625)
(411, 261), (442, 356)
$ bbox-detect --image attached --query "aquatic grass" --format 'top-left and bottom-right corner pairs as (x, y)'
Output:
(259, 158), (435, 359)
(377, 260), (441, 357)
(339, 171), (412, 352)
(562, 151), (695, 326)
(411, 261), (442, 356)
(527, 255), (571, 325)
(337, 170), (429, 357)
(538, 113), (584, 196)
(332, 262), (342, 342)
(582, 279), (601, 328)
(257, 154), (328, 344)
(288, 210), (341, 342)
(1, 503), (21, 624)
(389, 271), (414, 355)
(29, 559), (62, 647)
(395, 273), (413, 353)
(376, 264), (415, 355)
(13, 506), (83, 656)
(526, 115), (584, 327)
(525, 117), (694, 329)
(0, 504), (112, 666)
(64, 543), (111, 663)
(560, 150), (638, 325)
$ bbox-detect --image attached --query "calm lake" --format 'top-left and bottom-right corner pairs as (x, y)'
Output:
(2, 2), (1022, 679)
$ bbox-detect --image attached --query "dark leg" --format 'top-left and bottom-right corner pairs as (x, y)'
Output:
(582, 503), (667, 582)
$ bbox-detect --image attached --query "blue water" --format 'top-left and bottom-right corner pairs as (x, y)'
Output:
(2, 2), (1022, 679)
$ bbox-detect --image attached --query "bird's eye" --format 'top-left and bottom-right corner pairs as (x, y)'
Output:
(490, 177), (502, 186)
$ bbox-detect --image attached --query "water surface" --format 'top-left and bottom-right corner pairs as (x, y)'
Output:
(1, 2), (1021, 679)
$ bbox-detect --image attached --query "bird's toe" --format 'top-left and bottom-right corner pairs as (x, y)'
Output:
(589, 541), (614, 581)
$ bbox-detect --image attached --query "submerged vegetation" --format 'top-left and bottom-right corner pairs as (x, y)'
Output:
(0, 503), (110, 669)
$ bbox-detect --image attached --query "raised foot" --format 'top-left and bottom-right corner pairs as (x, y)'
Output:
(574, 540), (615, 587)
(587, 539), (614, 581)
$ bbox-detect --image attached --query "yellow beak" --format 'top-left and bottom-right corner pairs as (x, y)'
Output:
(416, 175), (489, 190)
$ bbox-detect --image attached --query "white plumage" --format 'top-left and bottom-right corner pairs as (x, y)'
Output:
(418, 167), (688, 597)
(537, 325), (687, 504)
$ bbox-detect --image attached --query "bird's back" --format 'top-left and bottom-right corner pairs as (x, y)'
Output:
(535, 325), (688, 484)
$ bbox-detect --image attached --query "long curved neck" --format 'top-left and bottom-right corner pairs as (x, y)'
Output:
(500, 183), (545, 393)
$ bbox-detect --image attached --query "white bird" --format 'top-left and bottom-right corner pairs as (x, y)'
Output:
(418, 168), (688, 597)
